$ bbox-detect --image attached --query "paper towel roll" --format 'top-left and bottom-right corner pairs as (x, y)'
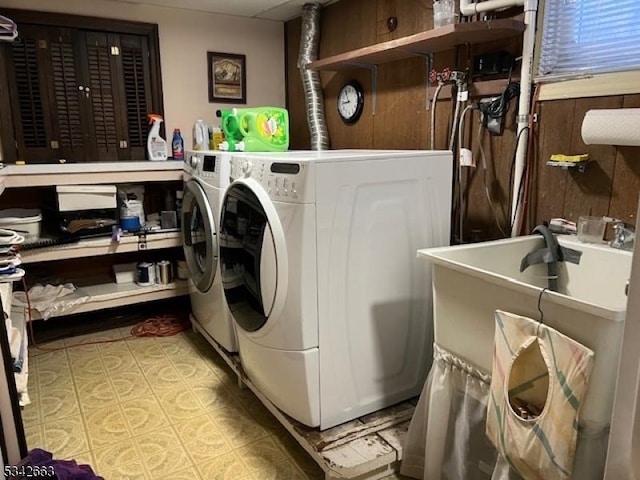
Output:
(581, 108), (640, 146)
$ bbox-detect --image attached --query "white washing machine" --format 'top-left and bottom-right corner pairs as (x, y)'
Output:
(182, 150), (237, 352)
(219, 150), (452, 429)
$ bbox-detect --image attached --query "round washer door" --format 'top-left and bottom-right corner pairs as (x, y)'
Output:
(219, 179), (287, 332)
(182, 179), (217, 293)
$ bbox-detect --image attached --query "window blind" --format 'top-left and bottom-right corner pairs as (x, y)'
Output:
(538, 0), (640, 80)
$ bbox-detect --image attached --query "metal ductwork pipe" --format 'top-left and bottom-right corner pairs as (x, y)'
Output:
(298, 3), (330, 150)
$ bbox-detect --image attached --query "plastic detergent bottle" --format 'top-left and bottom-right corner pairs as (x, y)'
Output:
(237, 107), (289, 152)
(147, 113), (168, 161)
(192, 120), (208, 150)
(216, 109), (244, 152)
(172, 129), (184, 160)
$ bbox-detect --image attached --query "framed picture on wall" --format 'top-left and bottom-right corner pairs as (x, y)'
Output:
(207, 51), (246, 104)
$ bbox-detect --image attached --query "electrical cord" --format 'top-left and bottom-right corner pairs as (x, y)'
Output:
(477, 82), (520, 121)
(508, 126), (531, 231)
(430, 82), (444, 150)
(131, 315), (191, 337)
(476, 123), (508, 237)
(457, 104), (475, 243)
(518, 83), (541, 236)
(0, 229), (24, 245)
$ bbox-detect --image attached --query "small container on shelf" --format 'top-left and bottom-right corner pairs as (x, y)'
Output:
(0, 209), (42, 242)
(172, 128), (184, 160)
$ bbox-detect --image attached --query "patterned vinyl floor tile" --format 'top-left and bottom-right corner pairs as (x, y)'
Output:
(25, 328), (335, 479)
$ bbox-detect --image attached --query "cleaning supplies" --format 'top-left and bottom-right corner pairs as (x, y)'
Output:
(237, 107), (289, 152)
(172, 129), (184, 160)
(147, 114), (168, 161)
(216, 107), (289, 152)
(192, 120), (208, 150)
(210, 127), (224, 150)
(216, 109), (244, 152)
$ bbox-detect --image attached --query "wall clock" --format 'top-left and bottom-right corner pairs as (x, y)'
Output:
(337, 80), (364, 124)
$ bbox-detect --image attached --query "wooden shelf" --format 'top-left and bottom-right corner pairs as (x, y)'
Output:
(26, 279), (189, 320)
(307, 19), (525, 71)
(20, 231), (182, 264)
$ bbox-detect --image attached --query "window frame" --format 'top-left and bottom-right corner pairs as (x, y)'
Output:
(0, 8), (164, 163)
(533, 0), (640, 101)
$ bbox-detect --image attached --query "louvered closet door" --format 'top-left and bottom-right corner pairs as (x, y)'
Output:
(77, 31), (125, 162)
(48, 28), (87, 162)
(116, 34), (153, 160)
(7, 25), (56, 163)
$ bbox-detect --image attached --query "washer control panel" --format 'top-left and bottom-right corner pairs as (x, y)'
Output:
(186, 150), (231, 188)
(232, 156), (312, 203)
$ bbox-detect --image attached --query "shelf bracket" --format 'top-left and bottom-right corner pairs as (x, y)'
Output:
(344, 62), (378, 115)
(405, 51), (434, 111)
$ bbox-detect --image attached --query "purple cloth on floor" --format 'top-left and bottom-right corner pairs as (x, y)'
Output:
(23, 449), (104, 480)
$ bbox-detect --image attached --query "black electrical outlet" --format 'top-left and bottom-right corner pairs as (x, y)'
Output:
(473, 51), (515, 77)
(479, 96), (505, 136)
(486, 115), (505, 136)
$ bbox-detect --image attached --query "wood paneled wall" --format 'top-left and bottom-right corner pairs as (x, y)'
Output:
(285, 0), (640, 240)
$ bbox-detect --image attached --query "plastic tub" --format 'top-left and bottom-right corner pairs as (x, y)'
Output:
(0, 208), (42, 242)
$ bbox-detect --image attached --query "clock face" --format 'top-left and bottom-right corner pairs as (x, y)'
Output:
(337, 81), (364, 124)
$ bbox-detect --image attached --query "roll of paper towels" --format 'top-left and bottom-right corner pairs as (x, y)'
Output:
(581, 108), (640, 146)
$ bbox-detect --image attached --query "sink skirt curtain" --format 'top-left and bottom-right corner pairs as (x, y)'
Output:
(401, 344), (609, 480)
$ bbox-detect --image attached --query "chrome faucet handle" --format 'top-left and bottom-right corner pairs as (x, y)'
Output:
(610, 221), (635, 250)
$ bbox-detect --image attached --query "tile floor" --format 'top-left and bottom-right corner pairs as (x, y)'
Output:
(23, 326), (408, 479)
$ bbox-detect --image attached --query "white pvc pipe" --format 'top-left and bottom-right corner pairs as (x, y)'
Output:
(458, 0), (538, 236)
(460, 0), (524, 16)
(510, 0), (538, 236)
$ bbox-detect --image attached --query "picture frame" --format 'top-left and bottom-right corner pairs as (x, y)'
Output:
(207, 51), (246, 104)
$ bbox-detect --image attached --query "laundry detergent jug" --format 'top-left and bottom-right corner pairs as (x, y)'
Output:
(237, 107), (289, 152)
(216, 109), (244, 152)
(216, 107), (289, 152)
(192, 120), (208, 150)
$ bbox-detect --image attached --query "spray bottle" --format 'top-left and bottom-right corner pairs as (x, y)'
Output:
(147, 113), (168, 161)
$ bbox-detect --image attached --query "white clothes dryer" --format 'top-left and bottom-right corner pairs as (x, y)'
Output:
(219, 150), (452, 429)
(182, 150), (237, 352)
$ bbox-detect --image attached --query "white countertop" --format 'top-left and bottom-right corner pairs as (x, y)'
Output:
(6, 160), (183, 175)
(1, 160), (184, 189)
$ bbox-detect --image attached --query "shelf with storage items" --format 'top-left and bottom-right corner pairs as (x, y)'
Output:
(21, 279), (189, 321)
(1, 161), (188, 321)
(306, 19), (525, 71)
(306, 19), (524, 114)
(20, 231), (182, 264)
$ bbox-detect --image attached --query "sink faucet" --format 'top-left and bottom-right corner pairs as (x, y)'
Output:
(610, 222), (635, 251)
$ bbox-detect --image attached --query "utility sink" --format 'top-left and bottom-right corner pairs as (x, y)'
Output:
(418, 234), (632, 478)
(418, 234), (631, 426)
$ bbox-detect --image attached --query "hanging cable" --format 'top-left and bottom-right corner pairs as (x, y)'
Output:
(476, 123), (508, 237)
(448, 92), (462, 152)
(518, 83), (541, 236)
(457, 104), (475, 243)
(509, 126), (531, 231)
(430, 82), (444, 150)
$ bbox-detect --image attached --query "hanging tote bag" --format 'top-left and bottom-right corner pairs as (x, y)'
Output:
(486, 310), (594, 479)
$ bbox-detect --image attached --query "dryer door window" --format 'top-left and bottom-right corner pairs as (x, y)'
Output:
(220, 183), (277, 332)
(182, 180), (217, 293)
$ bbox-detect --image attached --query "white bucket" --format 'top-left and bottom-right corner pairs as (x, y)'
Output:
(0, 208), (42, 242)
